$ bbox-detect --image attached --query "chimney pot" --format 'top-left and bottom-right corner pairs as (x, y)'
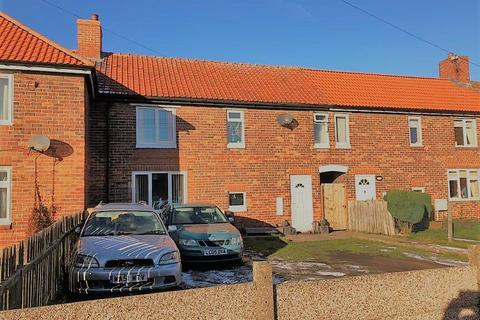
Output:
(91, 14), (99, 21)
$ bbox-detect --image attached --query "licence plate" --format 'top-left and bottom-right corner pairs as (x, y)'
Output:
(203, 248), (228, 256)
(111, 273), (148, 284)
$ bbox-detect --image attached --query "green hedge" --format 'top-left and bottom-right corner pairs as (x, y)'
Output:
(383, 190), (432, 224)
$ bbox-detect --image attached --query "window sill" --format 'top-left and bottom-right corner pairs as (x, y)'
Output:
(335, 144), (351, 150)
(229, 206), (247, 212)
(314, 144), (330, 149)
(448, 198), (480, 202)
(455, 145), (478, 148)
(227, 143), (245, 149)
(0, 121), (13, 126)
(136, 144), (177, 149)
(409, 144), (424, 148)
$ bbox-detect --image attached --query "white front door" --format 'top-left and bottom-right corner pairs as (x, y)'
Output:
(290, 175), (314, 232)
(355, 175), (376, 200)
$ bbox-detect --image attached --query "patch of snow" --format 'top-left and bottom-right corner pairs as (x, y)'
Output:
(402, 252), (468, 267)
(315, 271), (346, 277)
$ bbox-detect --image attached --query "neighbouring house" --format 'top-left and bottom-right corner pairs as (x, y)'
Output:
(0, 12), (94, 246)
(0, 13), (479, 246)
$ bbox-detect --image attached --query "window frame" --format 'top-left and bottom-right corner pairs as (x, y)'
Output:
(136, 106), (177, 149)
(0, 167), (12, 225)
(226, 109), (245, 149)
(408, 116), (423, 147)
(447, 169), (480, 201)
(131, 171), (187, 206)
(313, 112), (329, 149)
(334, 113), (351, 149)
(411, 187), (425, 193)
(454, 118), (477, 148)
(228, 192), (247, 212)
(0, 74), (13, 125)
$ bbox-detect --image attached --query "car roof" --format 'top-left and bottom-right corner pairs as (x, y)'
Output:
(173, 203), (217, 208)
(93, 202), (155, 212)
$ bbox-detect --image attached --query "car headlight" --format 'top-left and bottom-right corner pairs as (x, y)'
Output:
(74, 254), (100, 268)
(179, 239), (198, 247)
(159, 251), (180, 265)
(230, 236), (243, 245)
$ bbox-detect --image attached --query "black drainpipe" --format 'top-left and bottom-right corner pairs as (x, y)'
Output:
(105, 103), (110, 203)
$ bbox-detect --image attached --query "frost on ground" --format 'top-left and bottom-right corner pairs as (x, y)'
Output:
(402, 252), (468, 267)
(181, 259), (369, 289)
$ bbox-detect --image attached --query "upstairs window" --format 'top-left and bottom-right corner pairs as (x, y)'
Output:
(334, 113), (350, 148)
(313, 113), (329, 148)
(227, 110), (245, 148)
(136, 107), (176, 148)
(454, 119), (477, 147)
(0, 167), (11, 225)
(408, 116), (422, 146)
(0, 75), (13, 125)
(448, 169), (479, 200)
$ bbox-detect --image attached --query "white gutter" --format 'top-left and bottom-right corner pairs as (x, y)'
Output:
(0, 63), (91, 75)
(0, 63), (95, 98)
(329, 107), (480, 117)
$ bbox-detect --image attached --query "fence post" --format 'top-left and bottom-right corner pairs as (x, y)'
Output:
(447, 202), (453, 242)
(252, 261), (274, 320)
(469, 245), (480, 289)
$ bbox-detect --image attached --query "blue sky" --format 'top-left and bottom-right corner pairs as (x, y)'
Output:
(1, 0), (479, 79)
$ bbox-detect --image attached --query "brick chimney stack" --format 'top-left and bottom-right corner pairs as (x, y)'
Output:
(439, 53), (470, 82)
(77, 14), (102, 61)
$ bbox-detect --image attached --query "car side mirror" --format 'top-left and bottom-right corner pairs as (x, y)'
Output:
(74, 226), (81, 235)
(168, 225), (178, 232)
(225, 211), (235, 223)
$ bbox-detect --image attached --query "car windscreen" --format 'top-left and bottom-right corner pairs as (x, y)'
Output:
(82, 211), (167, 236)
(173, 207), (228, 224)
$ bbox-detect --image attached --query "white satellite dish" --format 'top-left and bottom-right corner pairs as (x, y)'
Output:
(28, 135), (51, 152)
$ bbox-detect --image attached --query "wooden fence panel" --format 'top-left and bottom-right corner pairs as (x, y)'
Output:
(348, 200), (396, 236)
(0, 212), (83, 311)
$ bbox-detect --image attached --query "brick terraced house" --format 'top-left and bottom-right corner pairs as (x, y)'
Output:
(0, 13), (479, 245)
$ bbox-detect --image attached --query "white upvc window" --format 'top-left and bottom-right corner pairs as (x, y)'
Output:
(408, 116), (422, 147)
(313, 112), (329, 148)
(448, 169), (480, 201)
(0, 74), (13, 125)
(228, 192), (247, 212)
(0, 167), (12, 225)
(454, 118), (477, 147)
(334, 113), (350, 149)
(136, 107), (176, 148)
(132, 171), (187, 207)
(227, 110), (245, 148)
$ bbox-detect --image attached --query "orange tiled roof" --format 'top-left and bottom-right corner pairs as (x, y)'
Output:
(97, 53), (480, 113)
(0, 12), (92, 67)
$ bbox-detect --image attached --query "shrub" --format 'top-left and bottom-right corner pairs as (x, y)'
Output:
(384, 190), (432, 233)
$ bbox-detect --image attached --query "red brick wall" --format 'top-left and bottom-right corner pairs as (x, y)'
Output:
(91, 102), (480, 227)
(77, 18), (101, 61)
(0, 71), (87, 247)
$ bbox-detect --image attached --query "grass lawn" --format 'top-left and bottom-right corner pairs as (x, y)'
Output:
(408, 220), (480, 248)
(244, 237), (468, 264)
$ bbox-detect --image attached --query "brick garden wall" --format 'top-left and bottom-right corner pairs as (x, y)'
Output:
(89, 101), (480, 226)
(0, 70), (87, 247)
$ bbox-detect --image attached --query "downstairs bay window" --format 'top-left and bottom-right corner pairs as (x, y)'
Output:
(448, 169), (480, 200)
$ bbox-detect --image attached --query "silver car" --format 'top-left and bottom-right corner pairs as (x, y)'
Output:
(69, 203), (181, 294)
